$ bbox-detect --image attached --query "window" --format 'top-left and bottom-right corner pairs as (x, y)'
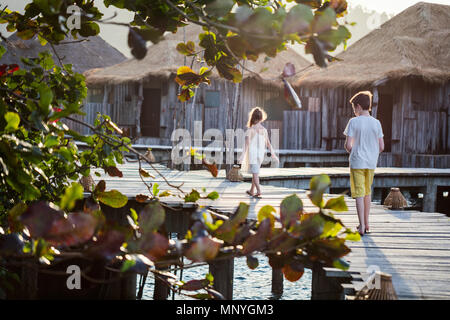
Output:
(88, 88), (104, 103)
(205, 90), (220, 108)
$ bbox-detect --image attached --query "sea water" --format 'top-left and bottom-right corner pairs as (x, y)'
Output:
(138, 255), (312, 300)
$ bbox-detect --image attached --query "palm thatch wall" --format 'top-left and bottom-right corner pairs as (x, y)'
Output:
(293, 2), (450, 168)
(83, 24), (312, 147)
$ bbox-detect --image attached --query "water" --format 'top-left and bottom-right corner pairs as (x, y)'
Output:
(138, 255), (311, 300)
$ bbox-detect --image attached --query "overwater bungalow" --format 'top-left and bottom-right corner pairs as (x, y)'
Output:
(83, 24), (312, 146)
(294, 2), (450, 168)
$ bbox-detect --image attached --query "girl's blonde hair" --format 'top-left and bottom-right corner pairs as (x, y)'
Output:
(247, 107), (267, 128)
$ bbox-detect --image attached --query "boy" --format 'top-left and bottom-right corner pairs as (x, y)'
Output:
(344, 91), (384, 236)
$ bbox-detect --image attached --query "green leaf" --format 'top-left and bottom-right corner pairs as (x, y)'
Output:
(283, 4), (314, 35)
(130, 208), (138, 224)
(4, 112), (20, 131)
(60, 182), (84, 211)
(185, 189), (201, 203)
(121, 259), (136, 272)
(139, 201), (165, 233)
(44, 135), (59, 148)
(152, 182), (160, 197)
(176, 41), (196, 56)
(309, 175), (331, 208)
(0, 46), (6, 59)
(97, 190), (128, 208)
(344, 229), (361, 242)
(280, 194), (303, 228)
(38, 85), (53, 112)
(257, 205), (276, 228)
(324, 196), (348, 212)
(206, 191), (219, 200)
(204, 0), (234, 18)
(333, 258), (350, 271)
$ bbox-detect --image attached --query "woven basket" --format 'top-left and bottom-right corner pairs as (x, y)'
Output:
(355, 272), (398, 300)
(227, 165), (243, 182)
(384, 187), (408, 209)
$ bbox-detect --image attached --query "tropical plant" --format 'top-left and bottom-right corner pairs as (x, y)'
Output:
(0, 0), (357, 299)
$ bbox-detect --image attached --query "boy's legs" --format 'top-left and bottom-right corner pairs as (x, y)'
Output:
(363, 170), (375, 231)
(355, 197), (365, 232)
(350, 169), (366, 233)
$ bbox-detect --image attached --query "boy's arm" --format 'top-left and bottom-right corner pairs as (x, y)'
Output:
(345, 136), (354, 153)
(379, 137), (385, 153)
(343, 119), (353, 153)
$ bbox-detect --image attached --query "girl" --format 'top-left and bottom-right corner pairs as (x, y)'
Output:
(239, 107), (279, 198)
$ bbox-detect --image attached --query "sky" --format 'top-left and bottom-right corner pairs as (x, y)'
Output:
(348, 0), (450, 14)
(1, 0), (449, 58)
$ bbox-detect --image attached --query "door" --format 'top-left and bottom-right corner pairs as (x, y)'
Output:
(377, 94), (393, 152)
(141, 88), (161, 137)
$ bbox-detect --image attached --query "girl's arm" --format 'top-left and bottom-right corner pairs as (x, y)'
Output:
(265, 130), (278, 159)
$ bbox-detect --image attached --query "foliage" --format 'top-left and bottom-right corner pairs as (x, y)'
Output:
(1, 0), (352, 101)
(0, 0), (357, 300)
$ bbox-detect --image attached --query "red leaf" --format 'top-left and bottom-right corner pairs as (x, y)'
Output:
(46, 212), (98, 247)
(202, 158), (218, 177)
(7, 64), (19, 74)
(282, 264), (304, 282)
(185, 236), (222, 262)
(94, 180), (106, 194)
(105, 166), (123, 178)
(136, 194), (149, 203)
(0, 64), (7, 77)
(180, 279), (209, 291)
(140, 232), (169, 261)
(87, 230), (125, 260)
(20, 202), (63, 238)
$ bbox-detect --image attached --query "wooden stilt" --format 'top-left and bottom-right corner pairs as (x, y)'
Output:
(271, 268), (284, 296)
(209, 258), (234, 300)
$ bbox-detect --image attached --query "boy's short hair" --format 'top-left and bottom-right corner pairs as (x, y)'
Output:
(350, 91), (373, 110)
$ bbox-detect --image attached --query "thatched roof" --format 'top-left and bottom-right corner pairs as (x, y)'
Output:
(84, 24), (311, 87)
(1, 33), (126, 74)
(296, 2), (450, 88)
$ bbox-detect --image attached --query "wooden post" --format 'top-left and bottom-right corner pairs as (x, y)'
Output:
(153, 266), (170, 300)
(312, 263), (347, 300)
(271, 268), (284, 296)
(423, 179), (437, 213)
(209, 258), (234, 300)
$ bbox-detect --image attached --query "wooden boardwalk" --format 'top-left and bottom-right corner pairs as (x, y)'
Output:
(244, 167), (450, 213)
(101, 162), (450, 300)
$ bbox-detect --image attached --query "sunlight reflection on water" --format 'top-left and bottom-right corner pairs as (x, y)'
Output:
(138, 255), (311, 300)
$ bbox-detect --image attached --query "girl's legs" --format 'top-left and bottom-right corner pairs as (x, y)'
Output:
(249, 176), (256, 195)
(364, 195), (371, 231)
(253, 173), (261, 195)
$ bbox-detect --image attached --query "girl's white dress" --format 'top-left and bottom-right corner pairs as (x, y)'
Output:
(241, 127), (267, 174)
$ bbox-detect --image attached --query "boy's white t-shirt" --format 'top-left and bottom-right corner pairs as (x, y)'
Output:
(344, 116), (384, 169)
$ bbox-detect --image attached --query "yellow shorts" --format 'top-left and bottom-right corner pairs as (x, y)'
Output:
(350, 169), (375, 198)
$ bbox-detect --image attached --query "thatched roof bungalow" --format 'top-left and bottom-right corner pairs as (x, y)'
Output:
(1, 33), (126, 74)
(295, 2), (450, 168)
(83, 24), (312, 146)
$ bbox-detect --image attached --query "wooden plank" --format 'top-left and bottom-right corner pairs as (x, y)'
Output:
(100, 162), (450, 300)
